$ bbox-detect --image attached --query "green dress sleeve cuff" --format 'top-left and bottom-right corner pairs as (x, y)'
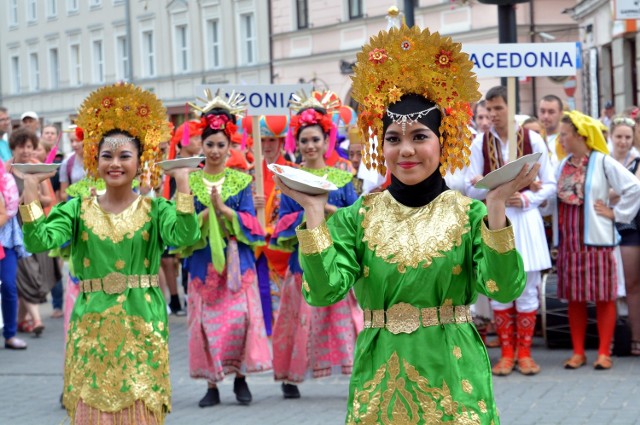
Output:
(480, 217), (516, 253)
(296, 221), (333, 255)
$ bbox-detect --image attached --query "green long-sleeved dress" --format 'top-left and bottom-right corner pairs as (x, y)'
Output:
(297, 190), (525, 425)
(20, 193), (199, 422)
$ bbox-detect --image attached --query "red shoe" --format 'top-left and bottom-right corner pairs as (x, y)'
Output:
(17, 320), (34, 333)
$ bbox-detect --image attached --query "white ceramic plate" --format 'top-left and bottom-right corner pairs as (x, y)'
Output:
(12, 163), (61, 174)
(157, 157), (203, 171)
(474, 152), (542, 190)
(268, 164), (338, 195)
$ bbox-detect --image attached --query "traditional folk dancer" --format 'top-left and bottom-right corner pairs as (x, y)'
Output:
(271, 93), (362, 399)
(253, 115), (295, 334)
(177, 92), (271, 408)
(19, 82), (200, 424)
(277, 26), (537, 424)
(466, 85), (556, 376)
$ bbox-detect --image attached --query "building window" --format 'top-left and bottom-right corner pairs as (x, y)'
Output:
(47, 0), (57, 17)
(29, 53), (40, 91)
(90, 0), (101, 7)
(92, 40), (104, 83)
(67, 0), (79, 13)
(206, 19), (221, 69)
(348, 0), (363, 19)
(116, 35), (129, 81)
(11, 55), (21, 94)
(240, 13), (256, 66)
(142, 30), (155, 77)
(70, 43), (82, 86)
(27, 0), (37, 22)
(296, 0), (308, 29)
(9, 0), (18, 26)
(49, 48), (60, 89)
(175, 24), (189, 73)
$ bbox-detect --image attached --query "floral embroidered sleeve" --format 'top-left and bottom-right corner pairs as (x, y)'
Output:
(297, 198), (364, 307)
(270, 194), (305, 252)
(20, 198), (79, 253)
(222, 186), (265, 248)
(156, 194), (201, 248)
(469, 200), (526, 302)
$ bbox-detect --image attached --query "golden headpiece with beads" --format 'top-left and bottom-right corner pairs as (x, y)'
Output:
(76, 82), (169, 187)
(351, 25), (481, 175)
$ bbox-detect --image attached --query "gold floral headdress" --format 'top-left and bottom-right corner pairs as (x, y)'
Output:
(288, 90), (342, 114)
(352, 25), (481, 175)
(189, 88), (247, 117)
(76, 82), (169, 187)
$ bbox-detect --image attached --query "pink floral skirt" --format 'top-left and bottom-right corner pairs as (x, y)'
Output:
(188, 264), (272, 382)
(272, 271), (362, 383)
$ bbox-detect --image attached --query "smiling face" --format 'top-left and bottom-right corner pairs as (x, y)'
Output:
(202, 132), (230, 168)
(611, 124), (634, 157)
(297, 125), (328, 163)
(97, 134), (140, 189)
(13, 139), (35, 163)
(383, 121), (441, 185)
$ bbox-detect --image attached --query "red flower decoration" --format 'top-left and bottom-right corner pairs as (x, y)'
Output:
(401, 39), (412, 51)
(75, 127), (84, 141)
(290, 109), (333, 136)
(368, 48), (388, 65)
(436, 50), (453, 68)
(203, 114), (230, 130)
(101, 97), (114, 109)
(137, 105), (150, 117)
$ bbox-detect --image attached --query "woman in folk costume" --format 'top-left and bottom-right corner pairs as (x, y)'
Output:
(253, 115), (295, 334)
(18, 82), (200, 424)
(275, 26), (538, 424)
(270, 91), (362, 399)
(176, 90), (271, 407)
(555, 111), (640, 370)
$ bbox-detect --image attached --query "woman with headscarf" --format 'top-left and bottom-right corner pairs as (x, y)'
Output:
(556, 110), (640, 370)
(275, 26), (537, 424)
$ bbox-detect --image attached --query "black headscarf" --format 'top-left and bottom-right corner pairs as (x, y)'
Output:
(383, 94), (448, 207)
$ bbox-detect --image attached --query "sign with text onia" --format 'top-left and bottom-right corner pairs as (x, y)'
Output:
(196, 84), (313, 115)
(463, 43), (579, 77)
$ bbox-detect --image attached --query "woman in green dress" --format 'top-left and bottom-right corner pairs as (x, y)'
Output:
(275, 26), (539, 424)
(17, 83), (200, 424)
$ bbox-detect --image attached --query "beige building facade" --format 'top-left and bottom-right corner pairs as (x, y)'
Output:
(271, 0), (581, 116)
(0, 0), (270, 152)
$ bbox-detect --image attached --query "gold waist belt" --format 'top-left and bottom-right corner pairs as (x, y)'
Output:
(363, 303), (473, 335)
(79, 273), (159, 294)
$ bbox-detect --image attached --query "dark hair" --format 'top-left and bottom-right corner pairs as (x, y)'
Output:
(473, 100), (487, 118)
(0, 107), (7, 114)
(485, 86), (508, 104)
(98, 129), (142, 157)
(9, 128), (38, 151)
(560, 115), (579, 134)
(540, 94), (563, 111)
(295, 107), (330, 140)
(382, 94), (442, 137)
(201, 109), (236, 143)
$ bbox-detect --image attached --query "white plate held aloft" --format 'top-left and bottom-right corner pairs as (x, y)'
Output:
(157, 157), (203, 171)
(268, 164), (338, 195)
(474, 152), (542, 190)
(12, 163), (61, 174)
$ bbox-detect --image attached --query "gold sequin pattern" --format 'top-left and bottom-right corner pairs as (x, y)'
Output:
(486, 280), (499, 294)
(19, 200), (44, 223)
(452, 264), (462, 275)
(302, 279), (310, 292)
(348, 352), (482, 424)
(80, 196), (152, 243)
(81, 231), (89, 241)
(363, 304), (472, 334)
(142, 231), (150, 241)
(175, 192), (195, 214)
(144, 258), (150, 268)
(462, 380), (473, 394)
(480, 217), (516, 254)
(83, 258), (90, 268)
(63, 304), (169, 418)
(79, 273), (159, 294)
(363, 266), (370, 277)
(478, 401), (488, 414)
(296, 221), (333, 255)
(453, 346), (462, 359)
(361, 191), (471, 273)
(115, 259), (125, 270)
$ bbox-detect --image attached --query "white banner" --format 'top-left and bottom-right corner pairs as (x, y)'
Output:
(615, 0), (640, 19)
(196, 84), (313, 115)
(464, 43), (579, 77)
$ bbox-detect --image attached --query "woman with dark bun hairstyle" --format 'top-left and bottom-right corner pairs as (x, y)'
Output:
(276, 26), (538, 424)
(177, 91), (271, 408)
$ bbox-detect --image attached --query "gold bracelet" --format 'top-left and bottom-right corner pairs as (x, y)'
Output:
(19, 200), (44, 223)
(175, 192), (195, 214)
(481, 217), (516, 253)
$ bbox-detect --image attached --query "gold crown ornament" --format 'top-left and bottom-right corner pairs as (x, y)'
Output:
(351, 25), (481, 175)
(75, 82), (170, 187)
(189, 88), (247, 117)
(288, 90), (342, 114)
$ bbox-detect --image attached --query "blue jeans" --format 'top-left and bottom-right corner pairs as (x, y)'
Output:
(51, 279), (63, 310)
(1, 248), (19, 340)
